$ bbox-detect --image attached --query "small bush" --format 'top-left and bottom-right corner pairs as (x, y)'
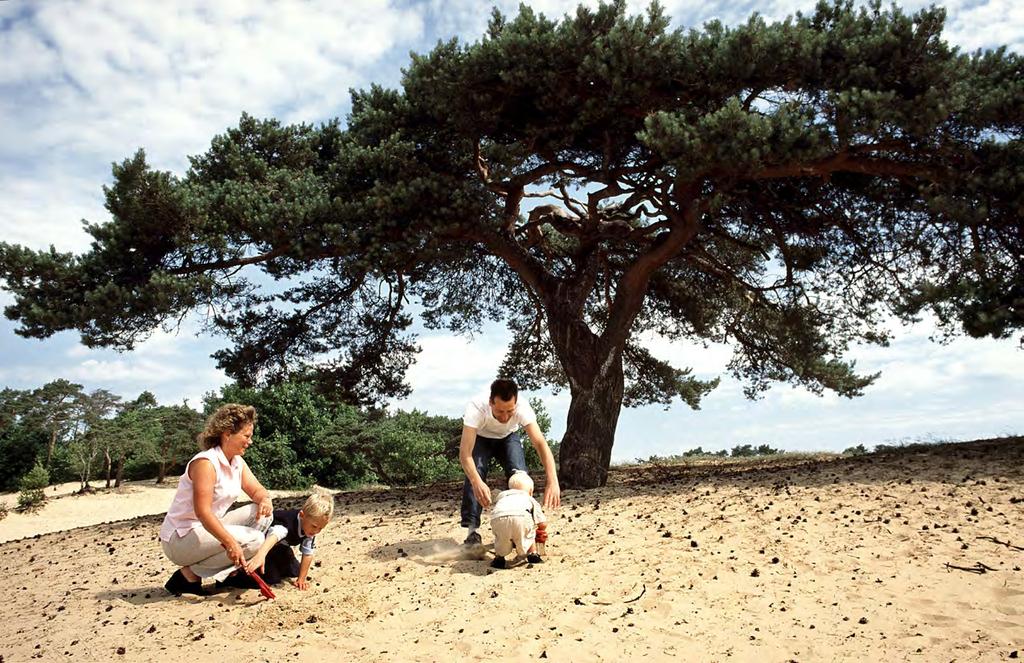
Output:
(524, 437), (560, 473)
(843, 444), (868, 456)
(17, 463), (49, 511)
(0, 501), (8, 520)
(731, 444), (780, 457)
(243, 432), (313, 490)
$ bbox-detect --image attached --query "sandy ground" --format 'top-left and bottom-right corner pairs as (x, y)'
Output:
(0, 437), (1020, 662)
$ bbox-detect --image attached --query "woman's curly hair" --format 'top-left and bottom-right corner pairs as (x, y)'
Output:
(197, 404), (257, 450)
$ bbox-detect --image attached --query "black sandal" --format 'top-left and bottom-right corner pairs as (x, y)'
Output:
(165, 569), (208, 596)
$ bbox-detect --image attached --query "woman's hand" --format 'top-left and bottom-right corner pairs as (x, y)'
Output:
(223, 540), (246, 568)
(241, 466), (273, 517)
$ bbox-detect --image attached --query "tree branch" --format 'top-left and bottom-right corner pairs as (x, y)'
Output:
(601, 182), (704, 352)
(753, 154), (940, 182)
(169, 245), (293, 275)
(474, 140), (509, 196)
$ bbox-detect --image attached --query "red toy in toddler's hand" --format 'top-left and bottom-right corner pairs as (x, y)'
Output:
(536, 522), (548, 543)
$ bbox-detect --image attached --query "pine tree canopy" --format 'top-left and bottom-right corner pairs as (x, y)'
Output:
(1, 0), (1020, 485)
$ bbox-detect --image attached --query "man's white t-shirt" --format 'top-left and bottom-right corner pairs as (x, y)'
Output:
(463, 394), (537, 439)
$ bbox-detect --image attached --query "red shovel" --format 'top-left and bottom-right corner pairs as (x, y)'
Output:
(247, 570), (275, 599)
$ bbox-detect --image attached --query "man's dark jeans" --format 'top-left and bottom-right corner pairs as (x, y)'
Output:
(460, 432), (528, 529)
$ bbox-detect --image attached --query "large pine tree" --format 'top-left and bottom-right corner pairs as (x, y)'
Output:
(2, 1), (1020, 487)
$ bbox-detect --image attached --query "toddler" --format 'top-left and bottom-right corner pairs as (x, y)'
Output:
(488, 470), (546, 569)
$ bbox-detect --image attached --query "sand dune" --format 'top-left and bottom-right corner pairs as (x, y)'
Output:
(0, 437), (1020, 661)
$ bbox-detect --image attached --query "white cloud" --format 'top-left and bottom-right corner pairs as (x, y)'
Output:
(392, 329), (511, 416)
(0, 0), (426, 250)
(0, 173), (107, 252)
(636, 330), (734, 377)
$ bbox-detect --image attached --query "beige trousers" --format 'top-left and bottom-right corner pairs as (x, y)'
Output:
(490, 514), (536, 557)
(160, 503), (270, 579)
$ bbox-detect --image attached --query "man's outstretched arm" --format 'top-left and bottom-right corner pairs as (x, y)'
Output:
(524, 422), (560, 509)
(459, 425), (491, 507)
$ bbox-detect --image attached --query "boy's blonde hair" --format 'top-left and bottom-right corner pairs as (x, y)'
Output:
(302, 492), (335, 522)
(508, 471), (533, 494)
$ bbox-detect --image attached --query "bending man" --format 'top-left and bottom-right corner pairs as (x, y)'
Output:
(459, 378), (560, 545)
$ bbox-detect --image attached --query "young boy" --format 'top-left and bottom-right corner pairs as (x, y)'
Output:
(244, 492), (334, 589)
(488, 470), (546, 569)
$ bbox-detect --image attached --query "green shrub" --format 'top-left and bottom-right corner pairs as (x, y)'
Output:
(523, 397), (559, 473)
(17, 463), (49, 511)
(731, 443), (780, 457)
(0, 425), (47, 492)
(524, 437), (560, 473)
(361, 411), (463, 486)
(306, 406), (375, 488)
(843, 444), (868, 456)
(309, 408), (463, 488)
(243, 431), (313, 490)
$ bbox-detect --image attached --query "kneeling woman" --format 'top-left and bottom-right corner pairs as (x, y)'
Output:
(159, 404), (274, 596)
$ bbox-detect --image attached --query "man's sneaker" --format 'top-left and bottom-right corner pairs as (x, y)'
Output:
(526, 553), (543, 564)
(463, 531), (482, 546)
(490, 556), (507, 569)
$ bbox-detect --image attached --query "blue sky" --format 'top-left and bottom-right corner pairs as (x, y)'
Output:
(1, 0), (1021, 462)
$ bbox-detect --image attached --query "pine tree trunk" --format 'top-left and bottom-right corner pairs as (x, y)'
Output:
(104, 449), (112, 488)
(46, 430), (57, 467)
(114, 457), (125, 488)
(557, 363), (624, 488)
(546, 300), (626, 489)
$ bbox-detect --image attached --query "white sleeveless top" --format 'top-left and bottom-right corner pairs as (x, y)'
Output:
(159, 445), (247, 541)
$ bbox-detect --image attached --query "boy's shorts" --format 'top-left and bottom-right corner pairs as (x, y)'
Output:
(490, 514), (536, 557)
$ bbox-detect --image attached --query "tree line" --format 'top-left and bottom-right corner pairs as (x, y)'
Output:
(0, 378), (557, 502)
